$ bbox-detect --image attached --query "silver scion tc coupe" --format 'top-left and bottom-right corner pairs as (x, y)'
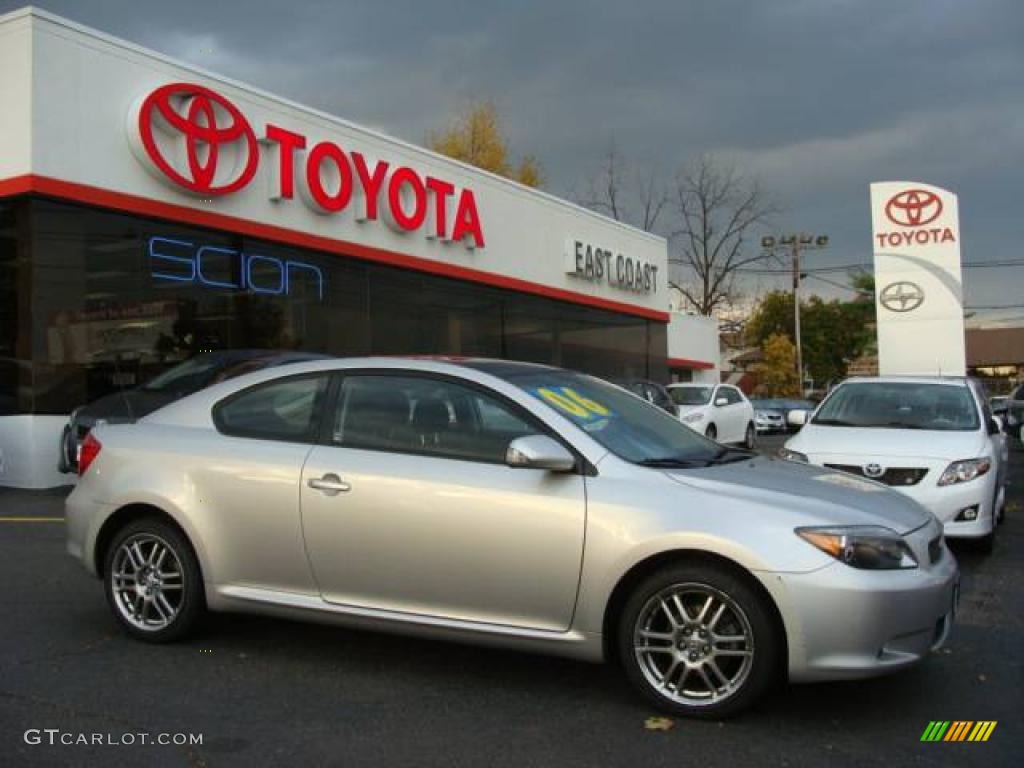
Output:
(66, 358), (959, 718)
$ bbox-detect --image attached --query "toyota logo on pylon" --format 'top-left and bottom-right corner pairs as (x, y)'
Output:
(884, 188), (943, 228)
(131, 83), (259, 196)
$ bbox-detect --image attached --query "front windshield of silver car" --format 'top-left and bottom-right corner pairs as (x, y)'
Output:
(500, 372), (745, 467)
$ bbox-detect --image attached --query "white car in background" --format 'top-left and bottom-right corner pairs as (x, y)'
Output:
(668, 383), (756, 448)
(782, 377), (1008, 553)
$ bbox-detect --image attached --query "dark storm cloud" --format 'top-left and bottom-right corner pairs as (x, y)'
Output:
(5, 0), (1023, 317)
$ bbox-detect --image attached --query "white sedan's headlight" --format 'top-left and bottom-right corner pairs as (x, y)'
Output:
(778, 448), (808, 463)
(937, 457), (991, 486)
(680, 411), (704, 424)
(796, 526), (918, 570)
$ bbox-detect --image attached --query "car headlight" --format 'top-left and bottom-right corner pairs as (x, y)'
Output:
(681, 412), (704, 424)
(778, 448), (808, 463)
(937, 457), (991, 486)
(796, 526), (918, 570)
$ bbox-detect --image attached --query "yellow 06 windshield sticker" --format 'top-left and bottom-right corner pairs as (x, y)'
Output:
(531, 386), (613, 430)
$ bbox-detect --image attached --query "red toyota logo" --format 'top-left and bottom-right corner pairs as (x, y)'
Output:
(136, 83), (258, 196)
(884, 188), (943, 227)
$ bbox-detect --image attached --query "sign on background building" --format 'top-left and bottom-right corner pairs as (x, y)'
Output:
(870, 181), (966, 376)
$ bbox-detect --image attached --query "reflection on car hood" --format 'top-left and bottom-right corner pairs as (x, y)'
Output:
(72, 389), (179, 425)
(676, 405), (708, 415)
(790, 425), (985, 461)
(663, 456), (933, 534)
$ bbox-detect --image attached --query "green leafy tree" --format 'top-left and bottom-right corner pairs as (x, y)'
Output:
(754, 333), (799, 396)
(746, 285), (875, 386)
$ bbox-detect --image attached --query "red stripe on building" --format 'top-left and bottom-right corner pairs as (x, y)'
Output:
(0, 174), (670, 323)
(667, 356), (716, 370)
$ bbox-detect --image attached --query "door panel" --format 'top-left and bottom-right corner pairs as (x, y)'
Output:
(300, 445), (586, 630)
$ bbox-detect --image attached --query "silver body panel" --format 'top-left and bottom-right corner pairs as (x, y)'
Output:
(66, 357), (957, 680)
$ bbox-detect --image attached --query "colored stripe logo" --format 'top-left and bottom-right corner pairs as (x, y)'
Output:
(920, 721), (997, 742)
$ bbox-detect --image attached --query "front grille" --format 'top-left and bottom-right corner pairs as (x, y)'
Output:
(824, 463), (928, 487)
(928, 535), (943, 564)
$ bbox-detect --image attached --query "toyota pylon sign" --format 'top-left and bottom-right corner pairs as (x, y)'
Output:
(870, 181), (966, 376)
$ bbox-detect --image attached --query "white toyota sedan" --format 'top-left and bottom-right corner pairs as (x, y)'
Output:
(667, 383), (756, 448)
(782, 376), (1008, 552)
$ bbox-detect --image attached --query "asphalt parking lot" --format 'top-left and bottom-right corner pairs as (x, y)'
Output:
(1, 435), (1021, 767)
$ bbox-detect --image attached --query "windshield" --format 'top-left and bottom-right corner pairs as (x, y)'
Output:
(812, 382), (979, 431)
(669, 386), (714, 406)
(499, 370), (730, 465)
(142, 356), (226, 394)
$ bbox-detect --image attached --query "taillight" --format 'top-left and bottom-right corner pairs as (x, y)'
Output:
(78, 433), (102, 476)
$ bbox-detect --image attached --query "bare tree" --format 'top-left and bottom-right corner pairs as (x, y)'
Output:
(669, 156), (778, 316)
(578, 142), (668, 233)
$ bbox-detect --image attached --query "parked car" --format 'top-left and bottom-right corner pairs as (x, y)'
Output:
(782, 376), (1008, 553)
(1004, 384), (1024, 443)
(668, 383), (756, 447)
(58, 350), (326, 473)
(749, 398), (812, 434)
(67, 357), (958, 718)
(615, 379), (678, 416)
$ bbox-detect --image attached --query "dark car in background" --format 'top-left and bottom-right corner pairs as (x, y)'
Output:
(58, 350), (327, 473)
(1006, 384), (1024, 443)
(615, 379), (679, 416)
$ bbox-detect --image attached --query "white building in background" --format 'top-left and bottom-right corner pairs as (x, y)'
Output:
(666, 313), (720, 384)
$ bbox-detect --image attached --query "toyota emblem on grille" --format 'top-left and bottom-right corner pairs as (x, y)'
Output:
(879, 281), (925, 313)
(863, 463), (885, 478)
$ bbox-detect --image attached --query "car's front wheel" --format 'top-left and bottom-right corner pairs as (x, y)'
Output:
(618, 562), (781, 718)
(743, 423), (756, 450)
(705, 424), (717, 440)
(104, 518), (204, 642)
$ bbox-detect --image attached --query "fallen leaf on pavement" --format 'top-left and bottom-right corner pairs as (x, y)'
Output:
(644, 717), (674, 731)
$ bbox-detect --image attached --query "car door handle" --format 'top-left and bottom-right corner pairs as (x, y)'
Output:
(307, 473), (351, 495)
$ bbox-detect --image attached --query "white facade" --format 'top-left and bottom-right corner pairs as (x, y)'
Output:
(667, 313), (720, 384)
(0, 8), (670, 489)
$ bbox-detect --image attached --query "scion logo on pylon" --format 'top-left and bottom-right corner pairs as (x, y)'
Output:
(135, 82), (259, 196)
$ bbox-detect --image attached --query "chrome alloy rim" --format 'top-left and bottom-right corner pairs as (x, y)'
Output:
(110, 534), (184, 631)
(633, 583), (754, 706)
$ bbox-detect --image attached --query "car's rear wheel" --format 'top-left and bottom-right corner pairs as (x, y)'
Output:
(705, 424), (717, 440)
(618, 562), (780, 718)
(104, 518), (204, 642)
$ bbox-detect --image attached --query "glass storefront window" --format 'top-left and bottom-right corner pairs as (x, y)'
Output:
(12, 195), (665, 415)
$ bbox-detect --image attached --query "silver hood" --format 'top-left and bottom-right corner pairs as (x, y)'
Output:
(664, 456), (934, 534)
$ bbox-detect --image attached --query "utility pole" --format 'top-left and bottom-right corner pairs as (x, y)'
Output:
(761, 233), (829, 395)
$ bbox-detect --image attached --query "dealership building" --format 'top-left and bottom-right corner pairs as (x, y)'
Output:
(0, 8), (718, 488)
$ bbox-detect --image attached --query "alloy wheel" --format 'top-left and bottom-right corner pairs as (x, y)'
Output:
(633, 583), (755, 707)
(110, 533), (185, 631)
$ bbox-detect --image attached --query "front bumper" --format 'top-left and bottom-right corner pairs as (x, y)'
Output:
(894, 473), (998, 539)
(773, 543), (958, 682)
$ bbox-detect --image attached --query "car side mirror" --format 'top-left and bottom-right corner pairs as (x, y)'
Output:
(506, 435), (576, 472)
(788, 409), (808, 427)
(988, 416), (1003, 435)
(714, 397), (729, 407)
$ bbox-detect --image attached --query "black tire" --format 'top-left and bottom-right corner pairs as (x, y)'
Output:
(103, 517), (205, 642)
(617, 562), (782, 719)
(743, 423), (756, 450)
(705, 424), (717, 440)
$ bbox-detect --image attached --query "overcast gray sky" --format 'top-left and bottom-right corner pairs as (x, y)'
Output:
(8, 0), (1023, 322)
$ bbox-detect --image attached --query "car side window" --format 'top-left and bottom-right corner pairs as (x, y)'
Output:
(214, 375), (329, 442)
(724, 387), (743, 405)
(332, 374), (538, 464)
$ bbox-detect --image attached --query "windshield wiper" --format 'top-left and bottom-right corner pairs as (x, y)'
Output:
(709, 447), (756, 464)
(811, 418), (859, 427)
(868, 421), (926, 430)
(636, 457), (712, 468)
